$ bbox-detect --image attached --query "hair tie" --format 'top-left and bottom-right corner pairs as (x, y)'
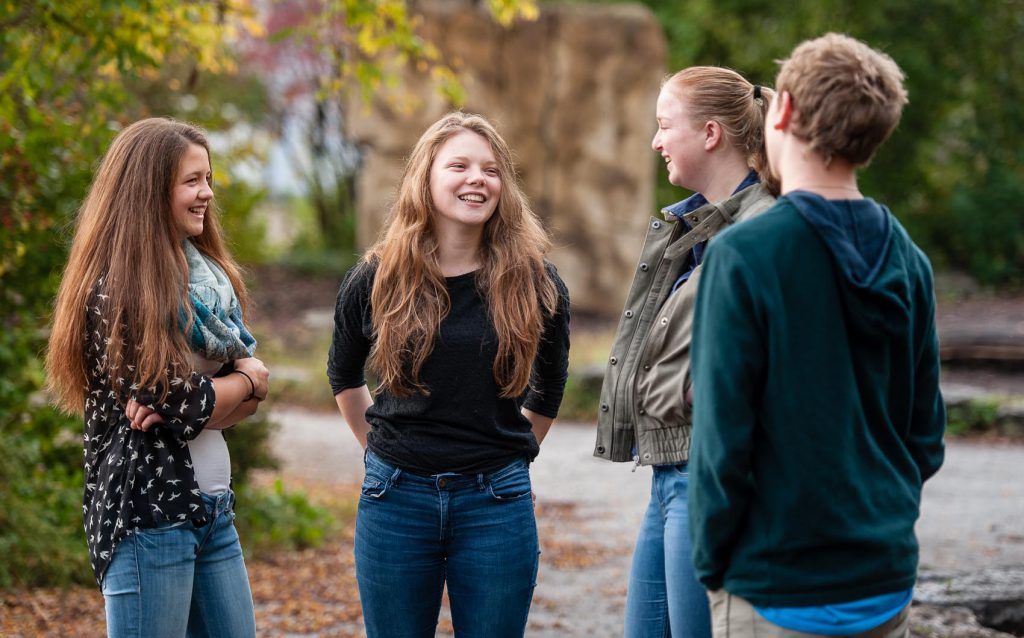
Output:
(753, 85), (762, 100)
(235, 369), (256, 401)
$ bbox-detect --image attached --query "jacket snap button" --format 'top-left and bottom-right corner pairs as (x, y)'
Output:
(652, 221), (661, 229)
(596, 445), (606, 454)
(640, 263), (649, 272)
(624, 310), (634, 318)
(643, 364), (651, 371)
(660, 317), (669, 325)
(643, 453), (651, 459)
(609, 356), (618, 365)
(600, 403), (609, 412)
(638, 408), (646, 416)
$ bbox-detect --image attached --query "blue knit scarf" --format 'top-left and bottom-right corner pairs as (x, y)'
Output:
(183, 240), (257, 363)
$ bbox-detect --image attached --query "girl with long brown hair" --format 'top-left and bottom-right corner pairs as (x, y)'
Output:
(327, 111), (570, 637)
(47, 117), (268, 637)
(593, 66), (777, 638)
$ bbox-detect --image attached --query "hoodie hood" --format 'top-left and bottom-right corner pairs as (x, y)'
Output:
(785, 191), (912, 337)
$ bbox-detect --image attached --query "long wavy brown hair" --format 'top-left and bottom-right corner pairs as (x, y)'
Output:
(665, 66), (779, 194)
(365, 112), (557, 398)
(47, 118), (249, 414)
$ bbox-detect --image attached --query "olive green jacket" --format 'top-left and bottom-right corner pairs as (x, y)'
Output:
(593, 184), (775, 465)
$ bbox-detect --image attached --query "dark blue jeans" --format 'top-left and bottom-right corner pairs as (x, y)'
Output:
(625, 463), (711, 638)
(355, 450), (540, 638)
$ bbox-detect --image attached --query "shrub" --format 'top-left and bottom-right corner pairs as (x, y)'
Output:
(234, 478), (340, 557)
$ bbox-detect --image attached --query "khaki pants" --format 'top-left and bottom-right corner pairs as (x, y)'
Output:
(708, 590), (910, 638)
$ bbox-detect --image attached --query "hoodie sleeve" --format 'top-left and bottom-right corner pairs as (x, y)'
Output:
(687, 239), (766, 591)
(907, 264), (945, 482)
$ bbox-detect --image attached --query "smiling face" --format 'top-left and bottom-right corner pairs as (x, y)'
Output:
(171, 143), (213, 239)
(428, 130), (501, 237)
(651, 88), (709, 190)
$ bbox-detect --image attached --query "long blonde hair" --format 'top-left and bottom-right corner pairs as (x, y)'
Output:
(47, 118), (249, 414)
(665, 66), (779, 194)
(366, 112), (557, 398)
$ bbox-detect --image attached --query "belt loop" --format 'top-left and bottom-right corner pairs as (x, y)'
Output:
(476, 473), (486, 491)
(390, 466), (402, 486)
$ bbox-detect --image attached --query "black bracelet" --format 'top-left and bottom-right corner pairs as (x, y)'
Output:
(234, 369), (256, 401)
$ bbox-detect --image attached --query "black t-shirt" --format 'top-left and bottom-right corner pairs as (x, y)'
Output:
(327, 261), (570, 474)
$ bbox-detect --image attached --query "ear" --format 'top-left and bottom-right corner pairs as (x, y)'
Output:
(704, 120), (722, 151)
(772, 91), (794, 131)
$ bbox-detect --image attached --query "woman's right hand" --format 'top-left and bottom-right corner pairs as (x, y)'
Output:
(235, 357), (270, 401)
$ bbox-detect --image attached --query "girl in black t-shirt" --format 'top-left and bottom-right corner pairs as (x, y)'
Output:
(328, 112), (569, 637)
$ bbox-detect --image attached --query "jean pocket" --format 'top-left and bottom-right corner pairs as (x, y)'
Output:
(360, 472), (392, 499)
(486, 464), (532, 501)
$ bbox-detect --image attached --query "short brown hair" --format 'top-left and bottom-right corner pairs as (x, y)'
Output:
(775, 33), (908, 167)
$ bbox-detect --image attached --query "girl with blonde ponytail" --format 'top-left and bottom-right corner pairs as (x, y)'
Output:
(593, 67), (777, 638)
(327, 111), (570, 637)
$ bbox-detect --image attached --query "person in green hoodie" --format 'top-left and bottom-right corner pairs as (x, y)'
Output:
(687, 33), (946, 638)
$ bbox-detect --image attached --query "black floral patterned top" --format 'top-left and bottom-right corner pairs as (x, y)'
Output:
(81, 282), (216, 586)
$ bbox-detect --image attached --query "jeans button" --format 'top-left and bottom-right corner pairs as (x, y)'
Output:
(438, 478), (448, 488)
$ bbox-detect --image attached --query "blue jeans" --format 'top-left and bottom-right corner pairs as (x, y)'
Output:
(625, 463), (711, 638)
(355, 450), (540, 638)
(102, 490), (256, 638)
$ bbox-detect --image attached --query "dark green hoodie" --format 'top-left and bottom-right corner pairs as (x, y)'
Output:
(688, 192), (945, 607)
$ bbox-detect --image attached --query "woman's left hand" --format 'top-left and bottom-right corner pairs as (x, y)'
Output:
(126, 399), (164, 432)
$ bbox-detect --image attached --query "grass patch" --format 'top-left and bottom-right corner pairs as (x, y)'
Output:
(944, 396), (1024, 438)
(945, 398), (1001, 436)
(235, 477), (350, 558)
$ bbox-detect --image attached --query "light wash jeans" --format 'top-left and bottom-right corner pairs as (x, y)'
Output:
(625, 463), (711, 638)
(354, 450), (540, 638)
(102, 490), (256, 638)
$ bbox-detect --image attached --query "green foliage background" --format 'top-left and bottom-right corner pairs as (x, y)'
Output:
(0, 1), (306, 588)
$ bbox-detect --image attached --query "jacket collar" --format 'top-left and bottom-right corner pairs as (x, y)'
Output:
(663, 182), (774, 260)
(660, 169), (760, 224)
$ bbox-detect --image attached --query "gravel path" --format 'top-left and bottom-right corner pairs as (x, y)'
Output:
(270, 408), (1024, 636)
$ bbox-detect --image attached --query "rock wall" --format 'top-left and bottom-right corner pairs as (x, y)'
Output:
(345, 1), (666, 315)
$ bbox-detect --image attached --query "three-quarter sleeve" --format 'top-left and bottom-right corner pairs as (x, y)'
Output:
(523, 263), (571, 418)
(120, 372), (216, 440)
(327, 263), (375, 395)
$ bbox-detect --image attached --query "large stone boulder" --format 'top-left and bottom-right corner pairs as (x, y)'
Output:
(346, 1), (666, 315)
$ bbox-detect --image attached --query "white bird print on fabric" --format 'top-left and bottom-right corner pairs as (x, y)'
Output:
(80, 285), (220, 587)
